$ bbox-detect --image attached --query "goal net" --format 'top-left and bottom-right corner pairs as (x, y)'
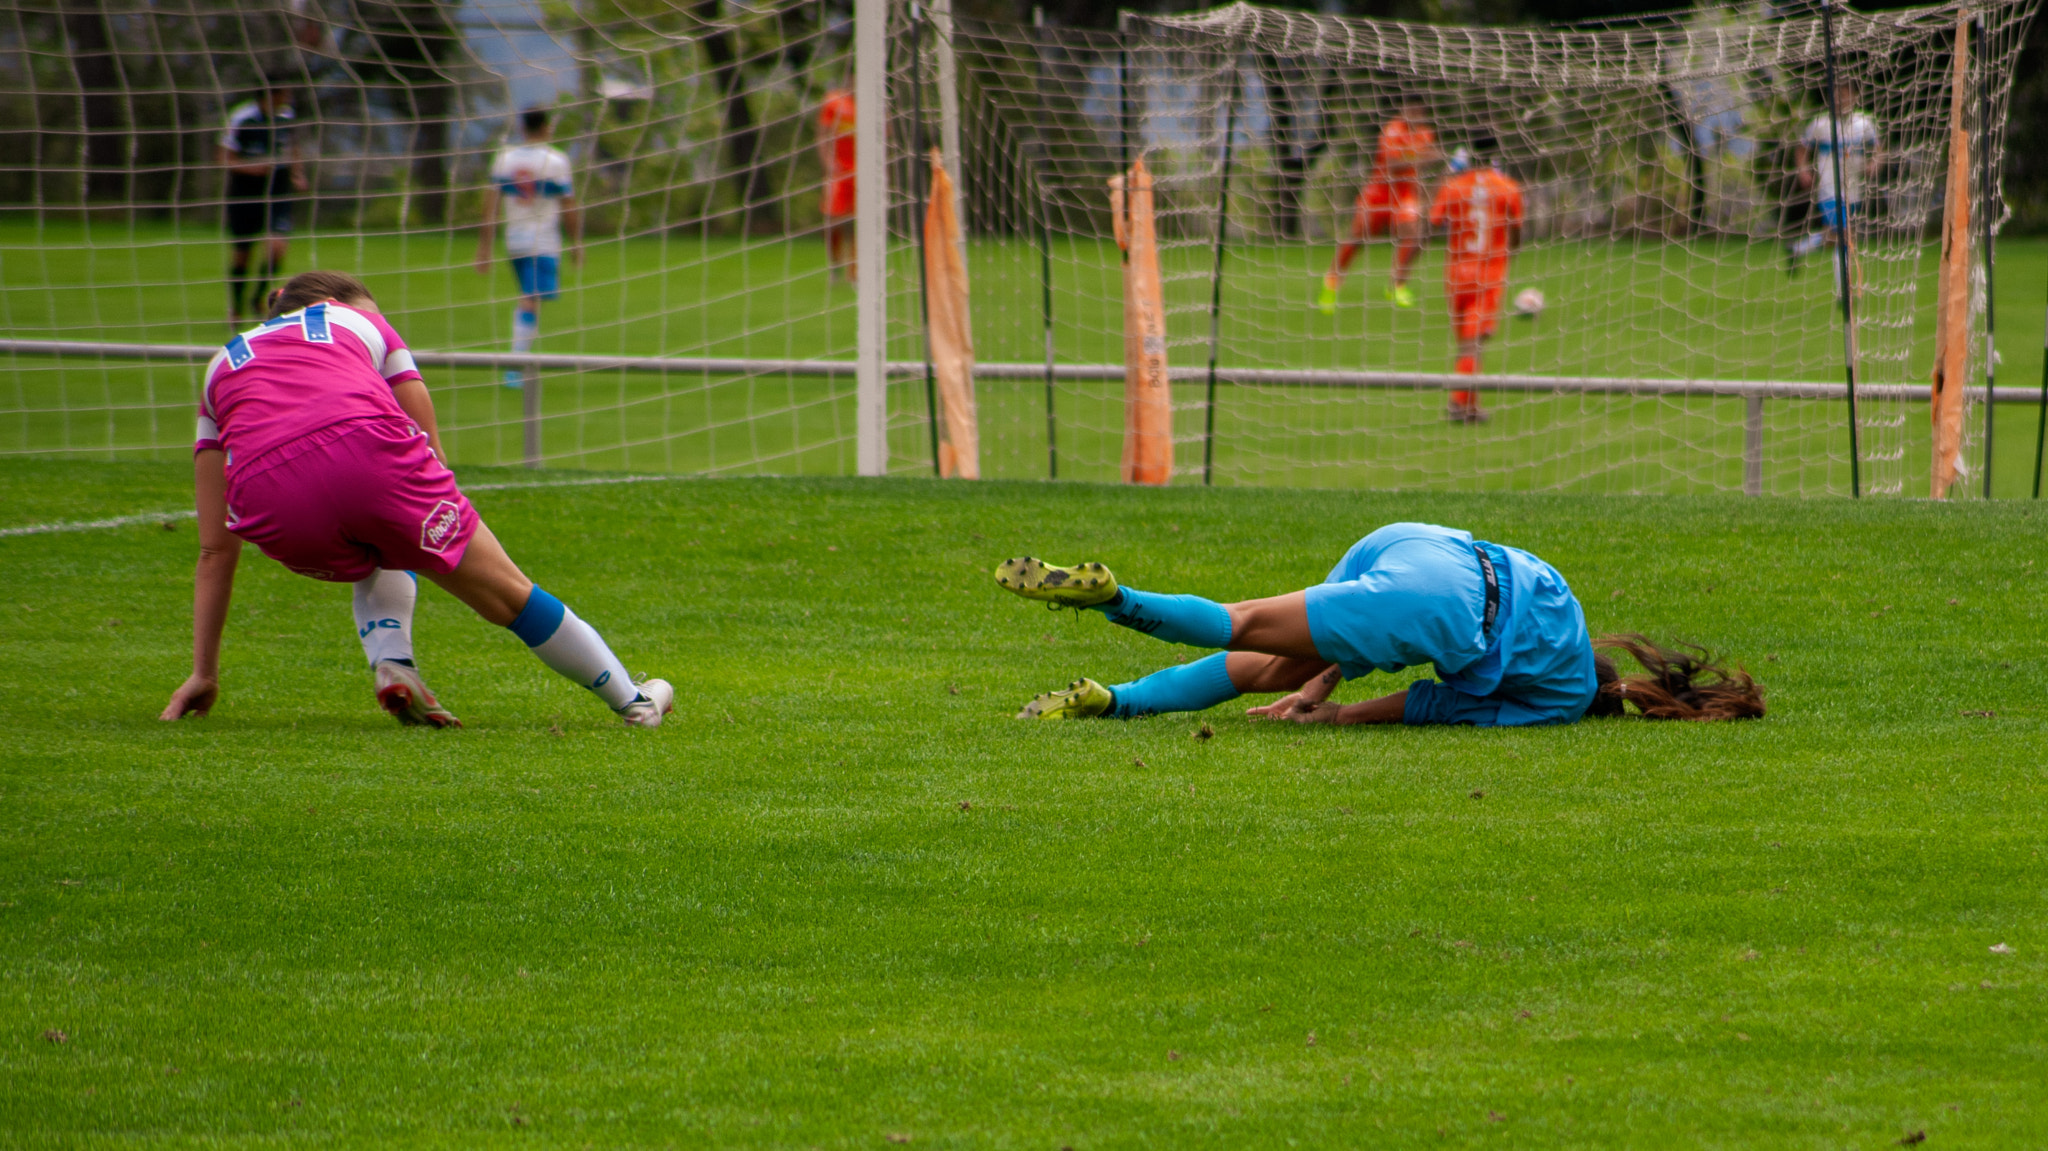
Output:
(952, 0), (2035, 495)
(0, 0), (935, 476)
(0, 0), (2034, 496)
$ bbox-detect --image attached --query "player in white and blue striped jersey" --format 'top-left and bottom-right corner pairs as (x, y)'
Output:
(1790, 81), (1881, 276)
(475, 108), (581, 389)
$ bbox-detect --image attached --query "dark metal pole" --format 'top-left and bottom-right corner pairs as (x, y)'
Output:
(1820, 1), (1862, 498)
(910, 3), (940, 475)
(2035, 293), (2048, 497)
(1203, 62), (1239, 486)
(1029, 8), (1057, 480)
(1039, 180), (1058, 479)
(1119, 38), (1131, 256)
(1979, 16), (1997, 498)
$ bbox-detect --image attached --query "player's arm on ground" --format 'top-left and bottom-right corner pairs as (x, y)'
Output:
(1257, 689), (1409, 726)
(161, 449), (241, 720)
(1244, 661), (1343, 720)
(474, 183), (500, 274)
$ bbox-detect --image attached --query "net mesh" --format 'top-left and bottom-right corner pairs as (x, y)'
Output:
(1, 0), (906, 475)
(0, 0), (2035, 495)
(953, 0), (2035, 494)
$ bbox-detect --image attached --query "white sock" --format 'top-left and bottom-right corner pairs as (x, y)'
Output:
(506, 586), (640, 710)
(511, 308), (538, 354)
(352, 568), (416, 667)
(1791, 232), (1826, 258)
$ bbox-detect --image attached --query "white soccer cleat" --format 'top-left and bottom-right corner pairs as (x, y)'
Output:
(375, 661), (461, 729)
(617, 678), (675, 729)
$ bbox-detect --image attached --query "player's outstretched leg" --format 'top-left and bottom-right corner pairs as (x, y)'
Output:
(996, 558), (1322, 658)
(430, 523), (673, 728)
(507, 289), (540, 389)
(996, 557), (1231, 648)
(353, 567), (460, 728)
(227, 240), (256, 325)
(1389, 208), (1421, 308)
(1018, 660), (1233, 720)
(1019, 652), (1330, 721)
(249, 237), (286, 323)
(1319, 208), (1370, 315)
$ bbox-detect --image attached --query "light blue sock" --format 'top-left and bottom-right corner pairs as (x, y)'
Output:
(1093, 587), (1234, 648)
(1107, 652), (1239, 719)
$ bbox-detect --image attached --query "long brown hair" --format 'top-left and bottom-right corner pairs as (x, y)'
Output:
(266, 270), (374, 318)
(1587, 634), (1764, 721)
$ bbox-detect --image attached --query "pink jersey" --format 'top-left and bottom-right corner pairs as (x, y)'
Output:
(196, 302), (424, 476)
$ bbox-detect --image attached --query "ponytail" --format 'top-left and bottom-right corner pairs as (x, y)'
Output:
(1588, 634), (1764, 721)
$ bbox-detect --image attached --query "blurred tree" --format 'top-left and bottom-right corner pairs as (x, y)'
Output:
(62, 0), (126, 201)
(346, 0), (464, 226)
(1999, 6), (2048, 230)
(693, 0), (775, 232)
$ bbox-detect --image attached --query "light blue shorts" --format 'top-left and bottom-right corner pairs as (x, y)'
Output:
(510, 255), (559, 300)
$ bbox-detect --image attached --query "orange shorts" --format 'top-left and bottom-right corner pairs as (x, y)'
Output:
(1354, 181), (1422, 236)
(824, 173), (856, 219)
(1448, 277), (1505, 342)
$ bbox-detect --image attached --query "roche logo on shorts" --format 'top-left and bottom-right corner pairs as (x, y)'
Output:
(420, 500), (464, 554)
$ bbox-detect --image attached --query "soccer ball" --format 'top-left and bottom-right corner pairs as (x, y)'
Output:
(1513, 287), (1545, 319)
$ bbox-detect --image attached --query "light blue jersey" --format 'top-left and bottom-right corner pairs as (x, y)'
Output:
(1302, 522), (1597, 727)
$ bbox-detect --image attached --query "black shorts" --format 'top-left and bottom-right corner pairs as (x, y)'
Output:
(226, 171), (295, 239)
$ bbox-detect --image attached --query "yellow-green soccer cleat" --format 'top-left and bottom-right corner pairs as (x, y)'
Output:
(1386, 283), (1417, 309)
(1018, 677), (1114, 720)
(993, 556), (1120, 608)
(1315, 281), (1339, 316)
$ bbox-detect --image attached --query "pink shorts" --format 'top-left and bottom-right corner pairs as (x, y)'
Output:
(225, 419), (479, 583)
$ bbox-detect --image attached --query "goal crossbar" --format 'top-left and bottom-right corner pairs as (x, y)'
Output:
(4, 339), (2037, 405)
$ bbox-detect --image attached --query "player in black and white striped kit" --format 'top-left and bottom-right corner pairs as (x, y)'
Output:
(218, 82), (308, 325)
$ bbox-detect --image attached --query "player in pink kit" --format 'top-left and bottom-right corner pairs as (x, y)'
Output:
(159, 270), (673, 729)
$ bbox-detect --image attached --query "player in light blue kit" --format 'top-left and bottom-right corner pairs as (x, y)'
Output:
(996, 523), (1763, 725)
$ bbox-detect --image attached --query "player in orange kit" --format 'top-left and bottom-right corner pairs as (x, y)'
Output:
(1319, 97), (1440, 314)
(1427, 135), (1522, 424)
(817, 88), (858, 284)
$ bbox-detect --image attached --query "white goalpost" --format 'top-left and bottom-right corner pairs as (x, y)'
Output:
(0, 0), (2035, 496)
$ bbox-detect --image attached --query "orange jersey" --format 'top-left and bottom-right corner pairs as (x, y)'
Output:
(1371, 118), (1436, 186)
(818, 90), (857, 175)
(1430, 167), (1523, 272)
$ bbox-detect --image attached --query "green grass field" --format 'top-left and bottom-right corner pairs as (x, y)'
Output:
(9, 221), (2048, 495)
(4, 460), (2045, 1145)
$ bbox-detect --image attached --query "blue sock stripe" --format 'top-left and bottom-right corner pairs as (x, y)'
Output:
(507, 586), (566, 647)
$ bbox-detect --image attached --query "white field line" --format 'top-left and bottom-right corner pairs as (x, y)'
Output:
(463, 474), (678, 492)
(0, 473), (689, 538)
(0, 509), (197, 537)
